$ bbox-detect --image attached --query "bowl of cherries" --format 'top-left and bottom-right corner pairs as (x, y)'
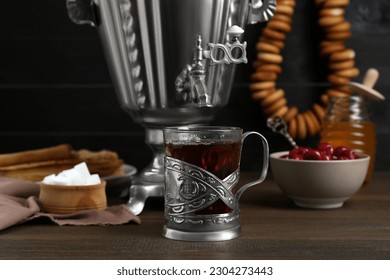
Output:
(270, 143), (370, 209)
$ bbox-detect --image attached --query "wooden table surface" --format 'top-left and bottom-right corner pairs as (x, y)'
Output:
(1, 172), (389, 260)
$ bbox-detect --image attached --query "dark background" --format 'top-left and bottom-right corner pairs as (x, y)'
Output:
(0, 0), (389, 173)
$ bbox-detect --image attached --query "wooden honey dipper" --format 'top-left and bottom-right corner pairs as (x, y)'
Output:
(348, 68), (385, 100)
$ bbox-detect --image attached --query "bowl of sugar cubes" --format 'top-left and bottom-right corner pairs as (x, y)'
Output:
(39, 162), (107, 214)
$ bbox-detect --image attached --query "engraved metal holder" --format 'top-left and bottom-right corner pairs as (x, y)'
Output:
(66, 0), (276, 215)
(163, 126), (269, 241)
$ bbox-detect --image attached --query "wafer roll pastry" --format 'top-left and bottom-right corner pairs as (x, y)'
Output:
(0, 144), (72, 167)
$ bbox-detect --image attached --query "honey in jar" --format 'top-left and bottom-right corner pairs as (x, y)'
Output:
(320, 95), (376, 182)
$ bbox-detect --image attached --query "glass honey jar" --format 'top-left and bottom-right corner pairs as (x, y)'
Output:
(320, 95), (376, 182)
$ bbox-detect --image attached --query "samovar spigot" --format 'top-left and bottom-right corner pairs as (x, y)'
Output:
(176, 25), (248, 107)
(189, 36), (211, 107)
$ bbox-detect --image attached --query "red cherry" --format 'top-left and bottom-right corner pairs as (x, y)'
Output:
(336, 156), (350, 160)
(342, 149), (359, 159)
(333, 146), (360, 159)
(333, 146), (349, 157)
(316, 142), (334, 156)
(285, 144), (360, 161)
(289, 154), (303, 160)
(353, 153), (361, 159)
(319, 153), (332, 160)
(303, 149), (322, 160)
(289, 147), (310, 158)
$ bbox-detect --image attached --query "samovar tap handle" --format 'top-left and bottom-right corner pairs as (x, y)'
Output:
(66, 0), (97, 27)
(247, 0), (277, 24)
(203, 25), (247, 65)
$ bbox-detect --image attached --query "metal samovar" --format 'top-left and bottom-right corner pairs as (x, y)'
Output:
(66, 0), (275, 214)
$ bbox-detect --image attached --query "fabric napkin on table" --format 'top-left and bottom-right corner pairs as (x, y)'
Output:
(0, 177), (140, 231)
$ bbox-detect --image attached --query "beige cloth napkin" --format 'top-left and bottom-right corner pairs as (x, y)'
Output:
(0, 177), (141, 231)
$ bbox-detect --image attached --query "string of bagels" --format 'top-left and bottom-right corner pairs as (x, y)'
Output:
(251, 0), (358, 140)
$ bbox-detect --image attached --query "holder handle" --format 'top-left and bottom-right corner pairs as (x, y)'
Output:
(235, 132), (269, 200)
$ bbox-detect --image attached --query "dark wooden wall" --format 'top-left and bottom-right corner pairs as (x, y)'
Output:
(0, 0), (389, 173)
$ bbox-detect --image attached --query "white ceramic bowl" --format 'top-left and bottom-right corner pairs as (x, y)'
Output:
(270, 151), (370, 209)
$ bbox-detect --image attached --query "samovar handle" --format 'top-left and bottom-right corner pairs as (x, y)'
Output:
(66, 0), (97, 27)
(247, 0), (277, 24)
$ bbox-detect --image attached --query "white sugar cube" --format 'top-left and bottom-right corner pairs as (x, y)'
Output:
(41, 162), (101, 186)
(74, 162), (91, 178)
(86, 174), (101, 185)
(51, 175), (72, 186)
(59, 168), (78, 178)
(42, 174), (56, 184)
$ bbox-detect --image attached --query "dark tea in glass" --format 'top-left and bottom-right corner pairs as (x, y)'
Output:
(165, 140), (241, 214)
(164, 127), (243, 215)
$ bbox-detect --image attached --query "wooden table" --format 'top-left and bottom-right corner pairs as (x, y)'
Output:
(0, 172), (389, 260)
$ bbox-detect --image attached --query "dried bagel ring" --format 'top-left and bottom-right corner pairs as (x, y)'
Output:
(264, 97), (287, 116)
(251, 81), (276, 91)
(268, 20), (292, 33)
(263, 27), (287, 41)
(319, 8), (345, 17)
(258, 53), (283, 64)
(326, 88), (350, 98)
(329, 59), (355, 71)
(262, 89), (285, 107)
(303, 111), (318, 136)
(329, 49), (355, 61)
(255, 64), (283, 74)
(296, 114), (307, 140)
(319, 16), (344, 27)
(306, 110), (322, 132)
(288, 117), (298, 139)
(312, 103), (326, 120)
(323, 0), (350, 8)
(260, 37), (286, 49)
(251, 0), (357, 141)
(278, 0), (296, 7)
(252, 89), (274, 101)
(283, 106), (298, 123)
(320, 42), (345, 56)
(334, 67), (360, 78)
(272, 14), (293, 25)
(326, 31), (352, 41)
(275, 4), (294, 16)
(335, 85), (352, 93)
(328, 74), (350, 86)
(251, 71), (278, 81)
(326, 21), (351, 32)
(256, 42), (281, 54)
(272, 106), (289, 117)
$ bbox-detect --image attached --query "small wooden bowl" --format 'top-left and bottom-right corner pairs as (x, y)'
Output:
(39, 180), (107, 214)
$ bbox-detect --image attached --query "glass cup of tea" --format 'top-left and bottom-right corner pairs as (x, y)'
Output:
(162, 126), (269, 241)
